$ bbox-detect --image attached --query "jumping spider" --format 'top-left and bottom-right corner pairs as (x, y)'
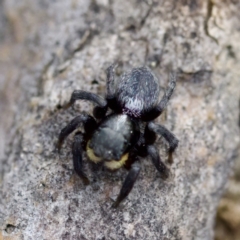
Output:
(57, 65), (178, 208)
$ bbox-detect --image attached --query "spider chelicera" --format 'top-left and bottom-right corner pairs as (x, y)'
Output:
(57, 65), (178, 208)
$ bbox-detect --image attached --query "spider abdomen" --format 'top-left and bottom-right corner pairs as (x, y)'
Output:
(117, 67), (160, 117)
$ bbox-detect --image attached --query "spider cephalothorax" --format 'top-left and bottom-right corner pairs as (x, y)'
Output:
(57, 65), (178, 208)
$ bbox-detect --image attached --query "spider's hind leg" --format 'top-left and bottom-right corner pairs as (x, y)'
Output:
(63, 90), (107, 109)
(144, 72), (177, 121)
(62, 90), (108, 120)
(106, 64), (117, 98)
(157, 72), (177, 115)
(105, 64), (123, 113)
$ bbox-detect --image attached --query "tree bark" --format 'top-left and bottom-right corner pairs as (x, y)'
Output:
(1, 0), (240, 239)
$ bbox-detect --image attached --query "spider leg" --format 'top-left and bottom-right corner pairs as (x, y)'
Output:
(57, 113), (97, 151)
(106, 64), (117, 98)
(144, 72), (176, 121)
(64, 90), (107, 108)
(157, 72), (176, 114)
(63, 90), (108, 119)
(147, 122), (178, 163)
(72, 132), (89, 185)
(147, 145), (169, 179)
(112, 160), (141, 208)
(105, 64), (122, 113)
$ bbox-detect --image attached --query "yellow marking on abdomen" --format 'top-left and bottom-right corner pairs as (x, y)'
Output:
(104, 153), (129, 170)
(86, 141), (102, 163)
(86, 141), (129, 169)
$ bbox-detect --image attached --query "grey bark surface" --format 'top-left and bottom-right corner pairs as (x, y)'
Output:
(1, 0), (240, 239)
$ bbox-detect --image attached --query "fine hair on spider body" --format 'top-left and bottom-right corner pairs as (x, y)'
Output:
(57, 64), (178, 208)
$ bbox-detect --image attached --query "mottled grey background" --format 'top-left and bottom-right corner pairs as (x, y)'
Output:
(0, 0), (240, 239)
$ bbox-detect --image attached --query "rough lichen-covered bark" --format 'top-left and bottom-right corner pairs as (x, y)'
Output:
(1, 0), (240, 239)
(215, 148), (240, 240)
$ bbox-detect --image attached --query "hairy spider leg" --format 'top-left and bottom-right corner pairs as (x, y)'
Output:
(147, 122), (178, 163)
(112, 160), (141, 208)
(147, 145), (169, 179)
(106, 64), (117, 98)
(63, 90), (108, 119)
(143, 72), (177, 121)
(157, 73), (176, 114)
(72, 132), (90, 185)
(105, 64), (123, 113)
(57, 113), (97, 151)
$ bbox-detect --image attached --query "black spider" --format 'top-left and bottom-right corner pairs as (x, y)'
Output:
(57, 65), (178, 208)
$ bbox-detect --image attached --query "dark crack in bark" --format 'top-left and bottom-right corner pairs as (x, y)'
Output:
(204, 0), (218, 44)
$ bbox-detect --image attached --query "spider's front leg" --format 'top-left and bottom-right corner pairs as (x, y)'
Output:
(147, 122), (178, 163)
(147, 145), (169, 179)
(112, 160), (141, 208)
(72, 132), (89, 185)
(57, 113), (97, 183)
(57, 112), (97, 151)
